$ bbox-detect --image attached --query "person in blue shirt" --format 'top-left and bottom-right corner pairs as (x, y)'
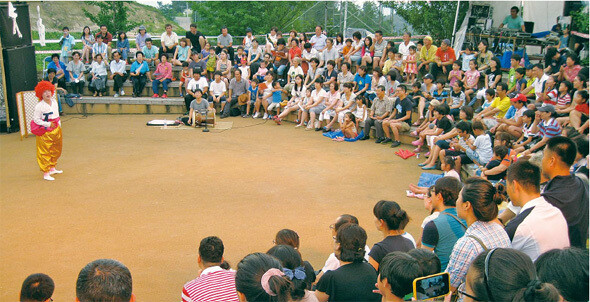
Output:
(245, 79), (259, 117)
(46, 53), (68, 89)
(129, 52), (152, 97)
(353, 65), (371, 99)
(116, 32), (130, 61)
(58, 27), (75, 64)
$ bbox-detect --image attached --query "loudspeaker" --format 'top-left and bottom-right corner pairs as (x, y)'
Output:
(524, 22), (534, 34)
(0, 2), (32, 49)
(3, 45), (37, 131)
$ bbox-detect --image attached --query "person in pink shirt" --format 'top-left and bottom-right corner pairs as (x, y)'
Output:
(560, 53), (582, 82)
(152, 53), (173, 98)
(464, 59), (481, 103)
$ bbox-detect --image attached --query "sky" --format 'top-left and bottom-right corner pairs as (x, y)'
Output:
(137, 0), (373, 9)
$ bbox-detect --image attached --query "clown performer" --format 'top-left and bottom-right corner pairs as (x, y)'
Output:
(31, 81), (63, 181)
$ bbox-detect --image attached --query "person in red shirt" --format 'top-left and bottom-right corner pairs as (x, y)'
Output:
(288, 38), (302, 66)
(434, 39), (456, 78)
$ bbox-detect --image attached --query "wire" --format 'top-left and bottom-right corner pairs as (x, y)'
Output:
(208, 119), (269, 133)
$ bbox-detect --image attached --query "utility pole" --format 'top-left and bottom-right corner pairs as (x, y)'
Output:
(324, 2), (328, 32)
(343, 1), (348, 35)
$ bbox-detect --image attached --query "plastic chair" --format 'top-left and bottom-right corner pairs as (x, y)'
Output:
(42, 56), (52, 78)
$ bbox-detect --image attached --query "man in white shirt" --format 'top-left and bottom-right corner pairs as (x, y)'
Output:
(208, 71), (227, 112)
(504, 160), (569, 261)
(160, 24), (179, 57)
(185, 67), (210, 111)
(521, 63), (549, 101)
(109, 51), (127, 97)
(310, 25), (327, 51)
(397, 32), (415, 60)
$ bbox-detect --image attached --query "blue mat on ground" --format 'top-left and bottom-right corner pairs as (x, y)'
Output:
(322, 130), (364, 142)
(417, 172), (445, 187)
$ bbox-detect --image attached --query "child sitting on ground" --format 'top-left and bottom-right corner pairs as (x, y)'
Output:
(332, 112), (358, 141)
(408, 156), (460, 196)
(480, 145), (509, 181)
(178, 61), (191, 97)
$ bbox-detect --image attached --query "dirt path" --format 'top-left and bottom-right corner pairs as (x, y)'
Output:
(0, 115), (428, 301)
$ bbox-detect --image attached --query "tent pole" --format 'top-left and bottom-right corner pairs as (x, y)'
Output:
(451, 0), (461, 45)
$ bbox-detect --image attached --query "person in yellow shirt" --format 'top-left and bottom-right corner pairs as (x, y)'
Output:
(417, 36), (438, 79)
(474, 82), (512, 129)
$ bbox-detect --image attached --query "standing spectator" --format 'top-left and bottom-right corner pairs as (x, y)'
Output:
(216, 26), (234, 62)
(19, 273), (54, 302)
(81, 26), (95, 64)
(135, 25), (151, 52)
(535, 248), (590, 302)
(434, 39), (456, 78)
(449, 178), (512, 295)
(58, 26), (75, 64)
(315, 223), (380, 302)
(541, 136), (589, 248)
(459, 249), (560, 301)
(520, 105), (561, 157)
(382, 86), (413, 147)
(129, 52), (151, 97)
(152, 54), (173, 98)
(359, 86), (392, 141)
(110, 51), (127, 97)
(186, 23), (206, 55)
(420, 176), (465, 270)
(95, 25), (113, 60)
(142, 38), (159, 67)
(181, 236), (239, 302)
(310, 26), (327, 51)
(372, 30), (387, 68)
(504, 161), (569, 261)
(76, 259), (135, 302)
(224, 69), (249, 118)
(116, 32), (130, 61)
(160, 24), (179, 57)
(398, 32), (415, 60)
(235, 253), (292, 302)
(368, 200), (414, 271)
(89, 54), (108, 97)
(47, 53), (68, 89)
(417, 36), (438, 78)
(67, 51), (86, 95)
(91, 35), (108, 63)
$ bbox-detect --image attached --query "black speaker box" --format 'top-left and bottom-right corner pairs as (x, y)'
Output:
(0, 2), (32, 49)
(2, 45), (38, 131)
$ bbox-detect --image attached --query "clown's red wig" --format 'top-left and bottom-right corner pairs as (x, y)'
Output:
(35, 81), (55, 101)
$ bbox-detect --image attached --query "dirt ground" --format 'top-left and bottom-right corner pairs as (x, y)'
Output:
(0, 114), (428, 301)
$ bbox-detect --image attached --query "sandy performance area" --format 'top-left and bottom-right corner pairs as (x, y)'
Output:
(1, 114), (428, 301)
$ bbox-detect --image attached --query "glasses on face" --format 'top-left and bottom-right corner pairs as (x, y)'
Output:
(457, 282), (483, 301)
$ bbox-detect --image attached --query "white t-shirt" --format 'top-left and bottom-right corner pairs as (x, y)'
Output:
(302, 48), (319, 61)
(209, 80), (226, 97)
(321, 245), (371, 273)
(291, 86), (306, 100)
(351, 40), (362, 55)
(187, 77), (209, 92)
(311, 88), (328, 106)
(533, 74), (549, 100)
(287, 66), (304, 82)
(474, 134), (493, 164)
(398, 41), (416, 59)
(444, 169), (461, 181)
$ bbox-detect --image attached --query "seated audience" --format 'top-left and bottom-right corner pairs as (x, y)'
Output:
(20, 273), (54, 302)
(185, 68), (209, 111)
(315, 223), (380, 302)
(359, 86), (392, 141)
(109, 51), (127, 98)
(520, 105), (562, 157)
(369, 200), (415, 270)
(216, 26), (234, 61)
(376, 252), (424, 302)
(142, 38), (159, 66)
(224, 69), (249, 118)
(267, 245), (318, 302)
(535, 247), (589, 302)
(459, 248), (559, 301)
(116, 32), (130, 61)
(160, 24), (179, 57)
(76, 259), (135, 302)
(235, 253), (292, 302)
(135, 25), (151, 52)
(504, 161), (569, 261)
(382, 86), (413, 147)
(47, 54), (68, 90)
(182, 89), (210, 126)
(182, 236), (238, 302)
(67, 51), (86, 95)
(172, 38), (191, 66)
(89, 54), (108, 97)
(129, 52), (151, 97)
(151, 54), (173, 98)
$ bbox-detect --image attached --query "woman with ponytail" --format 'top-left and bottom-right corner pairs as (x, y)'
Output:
(267, 245), (318, 302)
(235, 253), (293, 302)
(315, 223), (380, 302)
(446, 178), (511, 295)
(368, 200), (415, 270)
(460, 248), (560, 302)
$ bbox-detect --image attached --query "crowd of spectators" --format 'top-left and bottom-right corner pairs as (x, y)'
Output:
(33, 14), (590, 302)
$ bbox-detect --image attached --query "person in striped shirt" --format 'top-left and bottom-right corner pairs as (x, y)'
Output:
(181, 236), (239, 302)
(520, 105), (561, 157)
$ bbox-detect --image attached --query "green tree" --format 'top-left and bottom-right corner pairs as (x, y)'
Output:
(82, 1), (140, 35)
(385, 1), (469, 41)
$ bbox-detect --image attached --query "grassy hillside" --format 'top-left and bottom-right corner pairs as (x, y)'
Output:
(28, 1), (183, 35)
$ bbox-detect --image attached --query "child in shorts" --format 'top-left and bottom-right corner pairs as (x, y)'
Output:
(480, 145), (509, 181)
(245, 79), (259, 117)
(178, 61), (191, 97)
(267, 81), (286, 118)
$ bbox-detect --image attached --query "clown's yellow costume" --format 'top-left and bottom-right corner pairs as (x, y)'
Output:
(32, 81), (63, 181)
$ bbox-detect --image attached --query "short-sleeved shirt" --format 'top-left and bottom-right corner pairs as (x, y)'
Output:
(533, 74), (549, 100)
(229, 78), (249, 98)
(538, 118), (561, 138)
(373, 39), (387, 57)
(485, 68), (502, 87)
(432, 89), (449, 102)
(338, 72), (354, 90)
(187, 77), (208, 92)
(436, 47), (456, 63)
(217, 34), (233, 47)
(353, 73), (371, 92)
(324, 69), (338, 84)
(311, 88), (328, 107)
(209, 81), (226, 97)
(161, 32), (179, 48)
(189, 99), (210, 114)
(465, 70), (480, 88)
(310, 34), (327, 51)
(477, 51), (493, 68)
(142, 45), (159, 59)
(450, 90), (466, 107)
(437, 116), (453, 133)
(66, 60), (86, 79)
(490, 96), (511, 118)
(340, 92), (357, 112)
(473, 134), (493, 163)
(322, 47), (339, 63)
(394, 96), (413, 123)
(248, 85), (259, 100)
(182, 266), (239, 302)
(420, 45), (438, 62)
(421, 83), (436, 97)
(398, 41), (415, 59)
(188, 60), (206, 72)
(503, 15), (524, 30)
(369, 235), (415, 265)
(422, 208), (467, 271)
(135, 33), (151, 49)
(316, 262), (380, 302)
(461, 53), (476, 71)
(186, 30), (205, 53)
(370, 97), (393, 117)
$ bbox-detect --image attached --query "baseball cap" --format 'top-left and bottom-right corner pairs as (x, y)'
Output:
(138, 25), (146, 31)
(423, 73), (434, 80)
(442, 39), (451, 46)
(537, 105), (556, 113)
(246, 27), (252, 33)
(510, 93), (527, 103)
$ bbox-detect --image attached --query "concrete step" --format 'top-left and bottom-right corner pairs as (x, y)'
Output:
(81, 82), (184, 97)
(63, 96), (185, 115)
